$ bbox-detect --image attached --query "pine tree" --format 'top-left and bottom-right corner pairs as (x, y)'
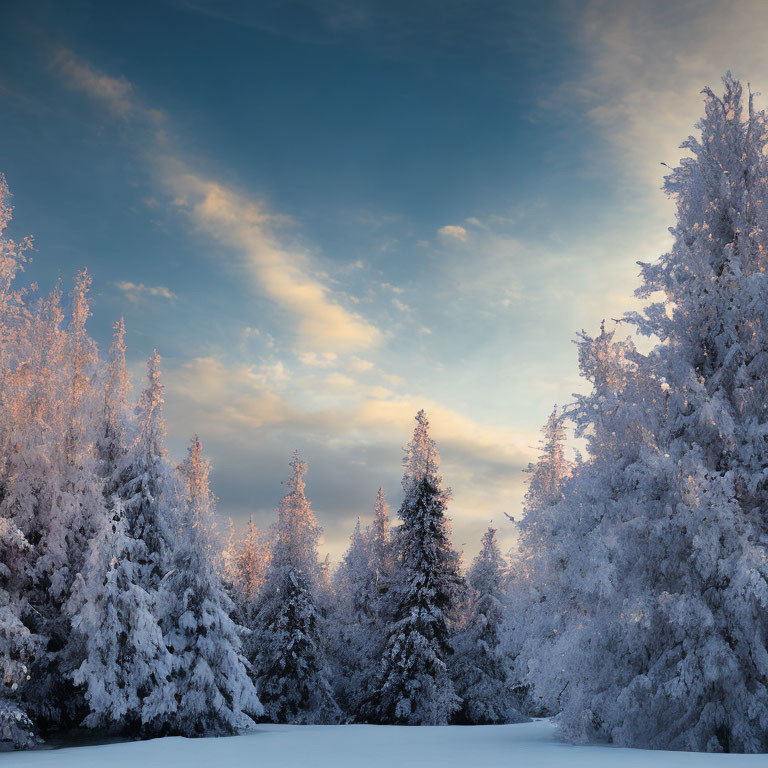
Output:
(0, 518), (37, 750)
(222, 515), (271, 628)
(69, 500), (174, 734)
(369, 487), (392, 603)
(161, 436), (262, 735)
(333, 518), (372, 712)
(452, 526), (526, 724)
(505, 406), (572, 715)
(16, 271), (107, 730)
(69, 351), (178, 736)
(363, 411), (463, 725)
(0, 174), (39, 749)
(249, 453), (341, 724)
(119, 351), (177, 588)
(549, 76), (768, 753)
(0, 284), (69, 731)
(107, 351), (179, 732)
(97, 318), (131, 498)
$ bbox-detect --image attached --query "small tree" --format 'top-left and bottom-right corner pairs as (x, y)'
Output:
(452, 526), (526, 724)
(222, 515), (271, 629)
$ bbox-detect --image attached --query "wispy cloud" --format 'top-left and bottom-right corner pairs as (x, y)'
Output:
(54, 49), (164, 124)
(112, 280), (177, 303)
(53, 49), (381, 356)
(165, 170), (381, 353)
(568, 0), (768, 194)
(437, 224), (468, 241)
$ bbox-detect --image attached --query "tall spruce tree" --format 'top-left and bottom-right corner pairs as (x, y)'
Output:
(334, 489), (393, 715)
(70, 351), (177, 736)
(69, 498), (173, 734)
(161, 436), (262, 735)
(97, 318), (131, 498)
(363, 411), (463, 725)
(249, 453), (341, 724)
(545, 76), (768, 753)
(0, 174), (39, 749)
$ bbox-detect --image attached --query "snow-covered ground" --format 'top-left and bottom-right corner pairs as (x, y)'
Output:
(5, 719), (768, 768)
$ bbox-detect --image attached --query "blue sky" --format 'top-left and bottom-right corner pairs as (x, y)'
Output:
(1, 0), (763, 560)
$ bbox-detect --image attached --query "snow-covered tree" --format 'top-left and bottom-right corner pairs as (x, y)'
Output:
(93, 351), (180, 733)
(0, 174), (39, 750)
(0, 518), (37, 750)
(369, 487), (392, 601)
(333, 518), (372, 712)
(333, 488), (394, 715)
(68, 351), (180, 737)
(546, 76), (768, 753)
(97, 318), (131, 498)
(6, 269), (108, 730)
(362, 411), (464, 725)
(69, 500), (174, 735)
(222, 515), (272, 627)
(505, 406), (572, 713)
(249, 453), (341, 724)
(452, 526), (525, 724)
(119, 351), (177, 589)
(161, 436), (262, 736)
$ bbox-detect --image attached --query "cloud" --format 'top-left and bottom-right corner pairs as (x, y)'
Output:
(54, 49), (164, 124)
(324, 372), (356, 390)
(347, 356), (374, 372)
(53, 49), (381, 356)
(437, 224), (468, 241)
(165, 170), (382, 353)
(297, 351), (338, 367)
(391, 297), (410, 313)
(568, 0), (768, 195)
(112, 280), (176, 302)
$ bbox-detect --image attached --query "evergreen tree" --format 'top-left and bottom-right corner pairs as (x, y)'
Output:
(119, 351), (177, 589)
(69, 500), (174, 734)
(109, 351), (179, 732)
(69, 351), (178, 736)
(333, 518), (372, 712)
(222, 515), (271, 629)
(452, 526), (526, 724)
(548, 76), (768, 753)
(249, 453), (341, 724)
(0, 174), (39, 749)
(363, 411), (463, 725)
(16, 271), (106, 730)
(161, 436), (262, 735)
(505, 406), (572, 715)
(97, 318), (131, 498)
(0, 284), (68, 731)
(368, 487), (392, 606)
(0, 517), (37, 750)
